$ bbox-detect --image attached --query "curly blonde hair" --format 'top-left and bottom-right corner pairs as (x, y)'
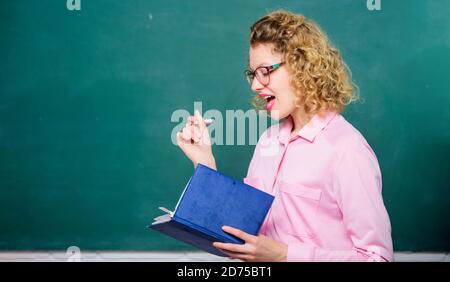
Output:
(249, 10), (357, 116)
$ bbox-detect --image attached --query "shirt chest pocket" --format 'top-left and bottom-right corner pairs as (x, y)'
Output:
(272, 181), (322, 239)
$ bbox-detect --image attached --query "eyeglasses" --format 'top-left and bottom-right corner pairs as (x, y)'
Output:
(244, 62), (285, 86)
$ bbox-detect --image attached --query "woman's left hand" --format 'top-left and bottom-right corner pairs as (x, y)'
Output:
(213, 226), (288, 262)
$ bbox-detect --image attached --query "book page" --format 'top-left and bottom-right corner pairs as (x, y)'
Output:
(152, 214), (172, 224)
(153, 176), (192, 224)
(173, 176), (192, 214)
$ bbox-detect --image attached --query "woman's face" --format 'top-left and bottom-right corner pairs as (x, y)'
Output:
(249, 43), (298, 120)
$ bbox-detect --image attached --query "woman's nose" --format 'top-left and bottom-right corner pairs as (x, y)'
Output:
(251, 77), (265, 92)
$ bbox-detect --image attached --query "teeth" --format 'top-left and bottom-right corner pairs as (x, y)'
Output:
(264, 95), (274, 101)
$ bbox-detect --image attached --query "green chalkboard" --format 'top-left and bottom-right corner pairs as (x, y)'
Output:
(1, 0), (449, 252)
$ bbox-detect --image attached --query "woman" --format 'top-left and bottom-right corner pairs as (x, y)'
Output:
(176, 10), (393, 262)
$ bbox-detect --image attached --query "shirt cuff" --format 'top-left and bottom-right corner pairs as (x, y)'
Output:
(287, 242), (315, 262)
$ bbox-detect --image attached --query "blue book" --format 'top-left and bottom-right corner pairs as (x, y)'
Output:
(148, 164), (274, 257)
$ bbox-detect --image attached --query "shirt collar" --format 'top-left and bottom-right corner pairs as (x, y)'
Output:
(278, 111), (337, 144)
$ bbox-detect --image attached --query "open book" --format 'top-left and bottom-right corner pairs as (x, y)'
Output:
(148, 164), (274, 257)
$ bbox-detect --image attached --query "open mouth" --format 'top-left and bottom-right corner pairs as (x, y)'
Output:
(263, 95), (275, 103)
(263, 95), (276, 110)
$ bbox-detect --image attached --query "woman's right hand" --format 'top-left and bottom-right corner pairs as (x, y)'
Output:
(176, 110), (217, 170)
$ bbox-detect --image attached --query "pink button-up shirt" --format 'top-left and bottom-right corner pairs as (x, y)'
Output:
(243, 111), (393, 262)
